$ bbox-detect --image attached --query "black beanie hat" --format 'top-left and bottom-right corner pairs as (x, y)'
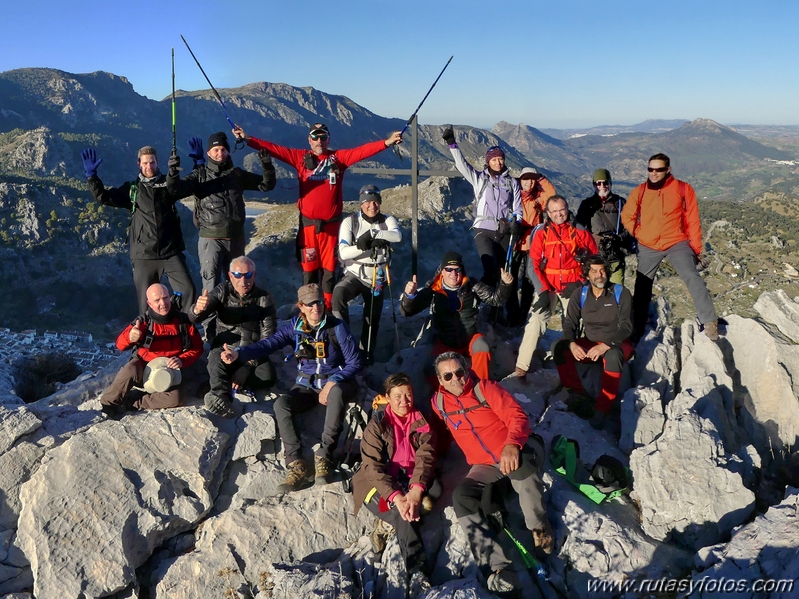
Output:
(208, 131), (230, 152)
(359, 184), (382, 204)
(441, 251), (464, 269)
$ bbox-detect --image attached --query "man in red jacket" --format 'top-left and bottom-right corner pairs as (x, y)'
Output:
(233, 124), (402, 308)
(512, 196), (597, 378)
(100, 284), (203, 418)
(431, 352), (551, 594)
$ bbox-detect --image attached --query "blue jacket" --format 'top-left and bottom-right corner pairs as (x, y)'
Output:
(236, 314), (363, 385)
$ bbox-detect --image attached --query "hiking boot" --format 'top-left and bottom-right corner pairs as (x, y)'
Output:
(420, 494), (435, 515)
(408, 569), (432, 596)
(314, 455), (334, 486)
(703, 319), (720, 341)
(204, 391), (235, 418)
(277, 459), (309, 494)
(487, 568), (520, 593)
(101, 403), (127, 420)
(532, 518), (554, 555)
(370, 518), (394, 556)
(589, 410), (607, 431)
(566, 392), (594, 419)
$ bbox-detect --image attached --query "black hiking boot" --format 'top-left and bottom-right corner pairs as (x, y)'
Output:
(204, 392), (235, 418)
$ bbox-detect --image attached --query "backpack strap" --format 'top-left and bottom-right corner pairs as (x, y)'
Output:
(613, 283), (623, 305)
(139, 312), (192, 352)
(579, 285), (589, 309)
(435, 380), (489, 419)
(129, 181), (139, 214)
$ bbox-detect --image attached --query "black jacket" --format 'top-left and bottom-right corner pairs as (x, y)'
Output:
(189, 281), (277, 349)
(400, 268), (510, 349)
(88, 172), (191, 260)
(562, 284), (632, 347)
(575, 192), (632, 261)
(167, 157), (276, 239)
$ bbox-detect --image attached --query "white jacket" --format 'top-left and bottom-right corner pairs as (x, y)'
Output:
(338, 211), (402, 286)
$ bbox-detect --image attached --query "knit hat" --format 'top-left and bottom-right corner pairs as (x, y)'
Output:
(208, 132), (230, 152)
(593, 168), (611, 183)
(309, 123), (330, 136)
(441, 251), (464, 269)
(519, 166), (541, 179)
(359, 184), (381, 204)
(297, 283), (323, 305)
(485, 146), (505, 162)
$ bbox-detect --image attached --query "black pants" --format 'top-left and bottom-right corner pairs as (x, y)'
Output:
(273, 379), (359, 463)
(505, 251), (534, 326)
(132, 254), (196, 315)
(331, 273), (384, 361)
(474, 229), (510, 287)
(207, 346), (276, 397)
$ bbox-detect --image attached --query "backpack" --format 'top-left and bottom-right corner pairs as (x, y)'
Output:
(579, 283), (623, 309)
(549, 435), (628, 504)
(134, 310), (193, 353)
(434, 380), (500, 463)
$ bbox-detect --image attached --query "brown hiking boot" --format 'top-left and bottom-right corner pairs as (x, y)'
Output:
(703, 319), (719, 341)
(277, 459), (309, 494)
(314, 455), (334, 486)
(533, 518), (554, 555)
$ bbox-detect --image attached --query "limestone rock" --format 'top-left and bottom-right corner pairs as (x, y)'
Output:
(619, 386), (665, 454)
(0, 407), (40, 455)
(631, 323), (678, 400)
(231, 408), (277, 461)
(754, 288), (799, 344)
(17, 410), (229, 599)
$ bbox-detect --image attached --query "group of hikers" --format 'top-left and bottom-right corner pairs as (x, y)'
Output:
(83, 122), (719, 595)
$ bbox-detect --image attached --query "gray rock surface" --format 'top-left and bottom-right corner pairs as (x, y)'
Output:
(619, 386), (665, 454)
(754, 288), (799, 343)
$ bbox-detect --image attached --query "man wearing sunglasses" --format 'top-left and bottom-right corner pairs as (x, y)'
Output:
(232, 123), (402, 309)
(575, 168), (633, 285)
(431, 352), (551, 594)
(400, 251), (512, 380)
(220, 283), (363, 492)
(621, 153), (719, 341)
(189, 256), (277, 417)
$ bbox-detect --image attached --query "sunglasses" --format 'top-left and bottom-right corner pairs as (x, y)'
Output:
(310, 133), (329, 141)
(441, 368), (466, 382)
(231, 271), (254, 279)
(647, 166), (668, 173)
(595, 181), (609, 187)
(303, 300), (323, 308)
(443, 267), (462, 274)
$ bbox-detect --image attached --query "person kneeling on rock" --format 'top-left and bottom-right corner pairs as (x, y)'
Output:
(101, 284), (204, 419)
(431, 352), (552, 594)
(351, 372), (441, 595)
(221, 283), (363, 492)
(552, 255), (635, 430)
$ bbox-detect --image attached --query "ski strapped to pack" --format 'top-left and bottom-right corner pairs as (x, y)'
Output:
(549, 435), (628, 504)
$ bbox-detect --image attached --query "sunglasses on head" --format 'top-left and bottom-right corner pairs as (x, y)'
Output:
(310, 133), (329, 141)
(647, 166), (668, 173)
(443, 266), (462, 274)
(231, 271), (254, 279)
(441, 368), (465, 382)
(303, 300), (323, 308)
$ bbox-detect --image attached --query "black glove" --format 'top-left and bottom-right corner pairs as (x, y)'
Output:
(356, 233), (373, 251)
(168, 154), (181, 176)
(81, 148), (102, 178)
(696, 252), (712, 271)
(442, 126), (456, 146)
(371, 238), (389, 250)
(258, 149), (272, 166)
(187, 137), (205, 165)
(509, 219), (523, 239)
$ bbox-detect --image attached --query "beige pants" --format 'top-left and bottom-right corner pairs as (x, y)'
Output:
(516, 292), (570, 371)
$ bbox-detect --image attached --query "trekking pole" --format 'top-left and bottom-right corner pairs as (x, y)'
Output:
(170, 48), (183, 171)
(385, 261), (401, 353)
(393, 55), (454, 160)
(179, 34), (245, 150)
(366, 262), (378, 361)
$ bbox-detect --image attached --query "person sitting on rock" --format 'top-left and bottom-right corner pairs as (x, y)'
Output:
(552, 255), (634, 430)
(189, 256), (277, 417)
(220, 283), (363, 492)
(351, 372), (441, 595)
(431, 352), (552, 594)
(332, 184), (402, 365)
(101, 284), (203, 418)
(400, 251), (512, 381)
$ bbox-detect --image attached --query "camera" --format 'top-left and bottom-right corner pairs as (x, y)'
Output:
(599, 232), (623, 260)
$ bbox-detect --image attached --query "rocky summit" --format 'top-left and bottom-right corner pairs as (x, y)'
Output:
(0, 290), (795, 598)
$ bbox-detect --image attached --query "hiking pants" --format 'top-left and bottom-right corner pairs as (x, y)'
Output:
(633, 241), (717, 338)
(331, 273), (384, 361)
(198, 236), (246, 293)
(101, 358), (183, 410)
(516, 292), (569, 371)
(433, 333), (491, 381)
(452, 442), (547, 573)
(131, 254), (197, 316)
(273, 379), (359, 463)
(207, 347), (275, 395)
(505, 251), (534, 327)
(364, 478), (443, 571)
(474, 229), (510, 288)
(553, 338), (635, 413)
(298, 220), (340, 308)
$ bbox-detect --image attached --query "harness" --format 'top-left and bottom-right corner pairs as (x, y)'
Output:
(291, 319), (341, 389)
(434, 380), (499, 463)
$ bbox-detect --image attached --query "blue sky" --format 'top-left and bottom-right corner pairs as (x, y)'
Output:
(4, 0), (798, 129)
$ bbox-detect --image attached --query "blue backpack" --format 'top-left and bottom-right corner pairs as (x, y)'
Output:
(579, 283), (623, 309)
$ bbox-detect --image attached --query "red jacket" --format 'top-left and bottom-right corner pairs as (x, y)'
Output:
(116, 315), (203, 367)
(531, 221), (597, 293)
(246, 137), (389, 221)
(621, 175), (702, 255)
(431, 376), (530, 466)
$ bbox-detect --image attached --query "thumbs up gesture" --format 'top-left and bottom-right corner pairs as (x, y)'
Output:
(128, 317), (145, 344)
(220, 343), (239, 364)
(194, 288), (210, 315)
(404, 275), (418, 296)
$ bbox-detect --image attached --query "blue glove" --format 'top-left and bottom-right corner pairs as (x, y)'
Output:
(81, 148), (102, 178)
(187, 137), (205, 166)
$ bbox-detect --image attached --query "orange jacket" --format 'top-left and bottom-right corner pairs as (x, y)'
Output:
(621, 176), (702, 255)
(530, 221), (597, 293)
(518, 176), (556, 251)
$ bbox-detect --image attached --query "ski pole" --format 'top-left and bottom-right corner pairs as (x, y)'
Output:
(399, 56), (454, 137)
(180, 34), (239, 133)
